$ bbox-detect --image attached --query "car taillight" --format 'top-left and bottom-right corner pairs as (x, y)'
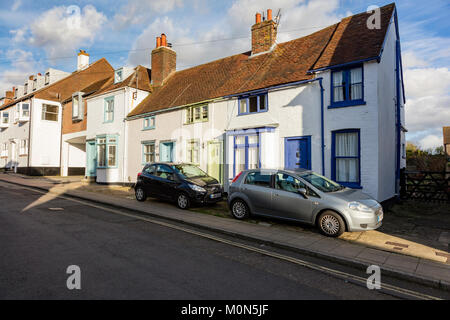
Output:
(232, 171), (243, 184)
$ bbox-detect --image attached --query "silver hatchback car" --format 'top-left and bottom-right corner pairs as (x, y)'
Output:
(228, 169), (383, 237)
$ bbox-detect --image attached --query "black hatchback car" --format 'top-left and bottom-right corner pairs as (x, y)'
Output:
(134, 163), (223, 209)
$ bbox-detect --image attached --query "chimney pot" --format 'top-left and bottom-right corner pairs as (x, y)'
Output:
(161, 33), (167, 47)
(256, 13), (261, 24)
(77, 50), (90, 71)
(156, 36), (161, 48)
(267, 9), (272, 21)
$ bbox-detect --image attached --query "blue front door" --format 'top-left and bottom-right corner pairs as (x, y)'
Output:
(86, 141), (97, 176)
(285, 137), (311, 170)
(160, 141), (175, 162)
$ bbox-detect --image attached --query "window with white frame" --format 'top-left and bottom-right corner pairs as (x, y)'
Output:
(186, 105), (208, 124)
(21, 104), (29, 117)
(72, 93), (83, 121)
(42, 104), (58, 121)
(115, 69), (123, 83)
(1, 143), (7, 157)
(142, 141), (156, 164)
(19, 139), (28, 155)
(187, 139), (200, 164)
(96, 135), (118, 168)
(104, 97), (114, 122)
(2, 111), (9, 124)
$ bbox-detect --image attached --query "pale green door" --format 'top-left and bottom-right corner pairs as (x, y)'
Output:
(86, 141), (96, 177)
(207, 141), (223, 183)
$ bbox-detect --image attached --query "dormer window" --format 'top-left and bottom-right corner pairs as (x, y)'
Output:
(72, 92), (84, 121)
(33, 79), (37, 91)
(24, 83), (28, 95)
(45, 72), (50, 85)
(115, 69), (123, 83)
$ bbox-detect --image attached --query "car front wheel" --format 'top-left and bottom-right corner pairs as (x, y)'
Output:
(231, 199), (249, 220)
(176, 193), (191, 210)
(135, 186), (147, 202)
(318, 211), (345, 237)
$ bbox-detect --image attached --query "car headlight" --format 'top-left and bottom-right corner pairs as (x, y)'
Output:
(348, 202), (374, 213)
(189, 184), (206, 193)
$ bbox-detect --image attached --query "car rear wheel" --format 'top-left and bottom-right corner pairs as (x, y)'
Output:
(177, 193), (190, 210)
(135, 186), (147, 202)
(318, 211), (345, 237)
(231, 199), (249, 220)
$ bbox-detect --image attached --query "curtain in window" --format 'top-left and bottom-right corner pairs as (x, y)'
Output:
(333, 71), (344, 102)
(235, 148), (245, 173)
(350, 68), (363, 100)
(248, 146), (259, 169)
(335, 132), (359, 183)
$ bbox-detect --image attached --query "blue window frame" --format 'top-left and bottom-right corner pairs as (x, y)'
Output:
(331, 129), (361, 189)
(104, 97), (114, 123)
(96, 134), (118, 169)
(143, 116), (155, 130)
(238, 93), (268, 115)
(142, 140), (156, 164)
(330, 66), (365, 108)
(233, 133), (260, 176)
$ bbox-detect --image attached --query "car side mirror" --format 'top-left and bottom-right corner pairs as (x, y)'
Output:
(298, 188), (308, 198)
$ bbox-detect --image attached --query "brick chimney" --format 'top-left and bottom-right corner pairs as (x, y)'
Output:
(251, 9), (278, 55)
(151, 33), (176, 87)
(77, 50), (90, 71)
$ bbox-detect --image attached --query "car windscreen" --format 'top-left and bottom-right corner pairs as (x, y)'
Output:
(299, 172), (344, 193)
(173, 164), (208, 179)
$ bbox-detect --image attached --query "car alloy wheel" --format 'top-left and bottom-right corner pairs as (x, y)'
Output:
(135, 187), (146, 202)
(320, 214), (340, 235)
(232, 200), (248, 219)
(177, 194), (189, 209)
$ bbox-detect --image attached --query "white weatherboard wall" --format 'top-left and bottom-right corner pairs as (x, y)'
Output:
(29, 98), (62, 168)
(0, 100), (32, 169)
(61, 130), (87, 176)
(127, 101), (228, 183)
(86, 88), (149, 183)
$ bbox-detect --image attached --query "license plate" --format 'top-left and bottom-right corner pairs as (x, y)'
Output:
(210, 193), (221, 199)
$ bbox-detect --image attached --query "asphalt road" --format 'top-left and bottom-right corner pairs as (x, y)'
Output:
(0, 181), (442, 300)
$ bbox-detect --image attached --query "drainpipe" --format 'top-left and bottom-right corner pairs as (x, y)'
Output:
(27, 99), (33, 175)
(395, 39), (401, 195)
(319, 78), (325, 176)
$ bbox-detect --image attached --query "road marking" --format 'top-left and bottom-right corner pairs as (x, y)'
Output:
(3, 182), (443, 300)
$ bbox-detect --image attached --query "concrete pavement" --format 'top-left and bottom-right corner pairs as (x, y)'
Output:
(1, 173), (449, 291)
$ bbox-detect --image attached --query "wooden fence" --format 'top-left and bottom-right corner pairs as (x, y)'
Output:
(400, 170), (450, 202)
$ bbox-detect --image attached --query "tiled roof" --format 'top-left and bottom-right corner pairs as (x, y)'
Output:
(129, 3), (395, 117)
(444, 127), (450, 145)
(93, 65), (152, 97)
(1, 58), (114, 110)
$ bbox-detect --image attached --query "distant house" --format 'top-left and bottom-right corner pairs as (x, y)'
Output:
(83, 65), (152, 183)
(0, 52), (113, 175)
(125, 3), (406, 202)
(444, 127), (450, 157)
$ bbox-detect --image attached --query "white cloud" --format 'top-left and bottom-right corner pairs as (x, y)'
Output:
(0, 49), (41, 96)
(11, 5), (107, 62)
(418, 134), (442, 150)
(113, 0), (184, 30)
(127, 0), (342, 69)
(11, 0), (22, 12)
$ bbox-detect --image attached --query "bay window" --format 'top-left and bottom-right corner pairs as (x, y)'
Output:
(332, 129), (361, 188)
(234, 134), (260, 176)
(96, 135), (118, 168)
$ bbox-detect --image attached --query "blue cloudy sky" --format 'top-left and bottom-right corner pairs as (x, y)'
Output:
(0, 0), (449, 149)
